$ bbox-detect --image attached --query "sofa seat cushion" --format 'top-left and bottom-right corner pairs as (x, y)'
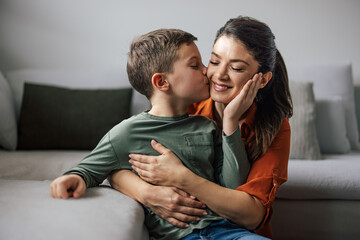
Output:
(0, 150), (90, 180)
(0, 179), (149, 240)
(277, 151), (360, 200)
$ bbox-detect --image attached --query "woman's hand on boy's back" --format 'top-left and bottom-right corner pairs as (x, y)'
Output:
(129, 140), (188, 187)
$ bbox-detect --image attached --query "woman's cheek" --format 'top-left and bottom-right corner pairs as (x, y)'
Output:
(206, 66), (215, 80)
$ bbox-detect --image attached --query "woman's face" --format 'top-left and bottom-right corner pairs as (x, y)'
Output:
(207, 35), (259, 104)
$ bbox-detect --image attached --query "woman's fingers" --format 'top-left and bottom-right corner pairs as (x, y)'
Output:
(151, 139), (170, 155)
(130, 158), (150, 170)
(156, 191), (208, 227)
(166, 217), (190, 228)
(135, 169), (157, 184)
(129, 140), (170, 163)
(173, 188), (206, 208)
(244, 73), (261, 98)
(129, 153), (154, 164)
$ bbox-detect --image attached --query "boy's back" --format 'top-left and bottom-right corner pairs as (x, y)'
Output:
(65, 112), (225, 239)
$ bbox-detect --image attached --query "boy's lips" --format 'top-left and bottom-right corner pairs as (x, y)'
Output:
(212, 81), (232, 91)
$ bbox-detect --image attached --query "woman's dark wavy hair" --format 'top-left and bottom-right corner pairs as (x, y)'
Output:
(215, 16), (293, 163)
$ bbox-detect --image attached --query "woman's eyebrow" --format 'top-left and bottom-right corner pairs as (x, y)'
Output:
(211, 52), (249, 65)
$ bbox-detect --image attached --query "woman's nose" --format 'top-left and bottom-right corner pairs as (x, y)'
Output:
(215, 64), (229, 80)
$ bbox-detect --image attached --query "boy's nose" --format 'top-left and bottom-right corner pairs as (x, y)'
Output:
(202, 65), (207, 75)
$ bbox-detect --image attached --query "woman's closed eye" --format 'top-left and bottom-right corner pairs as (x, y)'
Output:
(231, 66), (245, 72)
(209, 60), (219, 65)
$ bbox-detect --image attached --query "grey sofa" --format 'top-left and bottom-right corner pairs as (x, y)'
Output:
(1, 67), (360, 240)
(271, 65), (360, 240)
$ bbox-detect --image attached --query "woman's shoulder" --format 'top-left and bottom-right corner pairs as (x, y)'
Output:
(277, 118), (291, 138)
(280, 118), (290, 130)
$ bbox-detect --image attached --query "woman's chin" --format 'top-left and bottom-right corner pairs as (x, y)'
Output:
(210, 91), (231, 104)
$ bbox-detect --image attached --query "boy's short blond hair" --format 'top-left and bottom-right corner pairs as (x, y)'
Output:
(127, 29), (197, 99)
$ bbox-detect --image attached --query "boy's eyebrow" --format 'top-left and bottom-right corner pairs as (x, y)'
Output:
(188, 56), (199, 61)
(211, 52), (249, 65)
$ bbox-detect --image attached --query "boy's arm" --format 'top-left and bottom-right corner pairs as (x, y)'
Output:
(64, 132), (124, 188)
(214, 126), (250, 189)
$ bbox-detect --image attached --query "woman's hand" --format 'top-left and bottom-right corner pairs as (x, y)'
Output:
(223, 73), (262, 135)
(130, 139), (187, 187)
(109, 169), (207, 228)
(143, 186), (207, 228)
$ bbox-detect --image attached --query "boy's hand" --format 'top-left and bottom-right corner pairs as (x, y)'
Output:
(50, 174), (86, 199)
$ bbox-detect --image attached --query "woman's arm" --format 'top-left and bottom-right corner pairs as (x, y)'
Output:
(130, 119), (291, 230)
(108, 169), (207, 228)
(130, 140), (265, 230)
(174, 165), (266, 230)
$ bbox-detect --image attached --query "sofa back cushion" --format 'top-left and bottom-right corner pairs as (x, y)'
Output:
(287, 63), (360, 153)
(5, 68), (150, 119)
(17, 83), (132, 150)
(0, 71), (17, 150)
(288, 81), (322, 159)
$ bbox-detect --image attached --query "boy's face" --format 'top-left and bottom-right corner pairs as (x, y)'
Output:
(166, 42), (210, 104)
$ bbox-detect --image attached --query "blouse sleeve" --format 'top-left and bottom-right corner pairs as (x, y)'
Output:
(236, 118), (291, 226)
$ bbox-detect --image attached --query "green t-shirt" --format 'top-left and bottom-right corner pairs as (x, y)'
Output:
(65, 112), (249, 240)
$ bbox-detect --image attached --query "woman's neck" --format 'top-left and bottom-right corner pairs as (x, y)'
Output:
(214, 101), (246, 129)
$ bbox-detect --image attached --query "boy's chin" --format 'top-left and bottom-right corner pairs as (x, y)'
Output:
(196, 94), (210, 103)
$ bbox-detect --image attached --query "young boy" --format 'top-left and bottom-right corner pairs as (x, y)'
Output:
(50, 29), (249, 240)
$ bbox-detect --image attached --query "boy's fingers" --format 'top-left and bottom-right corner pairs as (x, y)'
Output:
(73, 182), (86, 199)
(53, 184), (60, 198)
(49, 183), (55, 198)
(58, 184), (71, 199)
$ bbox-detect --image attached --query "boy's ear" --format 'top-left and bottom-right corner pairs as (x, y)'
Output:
(152, 73), (170, 92)
(259, 72), (272, 89)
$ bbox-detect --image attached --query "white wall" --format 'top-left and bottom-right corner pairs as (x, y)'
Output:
(1, 0), (360, 84)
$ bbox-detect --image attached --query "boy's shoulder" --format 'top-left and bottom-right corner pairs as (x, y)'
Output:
(188, 114), (215, 122)
(188, 114), (217, 128)
(107, 113), (145, 139)
(110, 112), (144, 130)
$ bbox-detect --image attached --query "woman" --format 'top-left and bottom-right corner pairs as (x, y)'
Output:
(110, 16), (292, 239)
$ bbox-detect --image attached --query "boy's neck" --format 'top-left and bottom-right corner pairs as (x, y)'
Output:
(148, 96), (189, 117)
(148, 106), (188, 117)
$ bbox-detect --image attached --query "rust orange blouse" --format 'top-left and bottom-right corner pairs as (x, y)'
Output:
(188, 98), (291, 238)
